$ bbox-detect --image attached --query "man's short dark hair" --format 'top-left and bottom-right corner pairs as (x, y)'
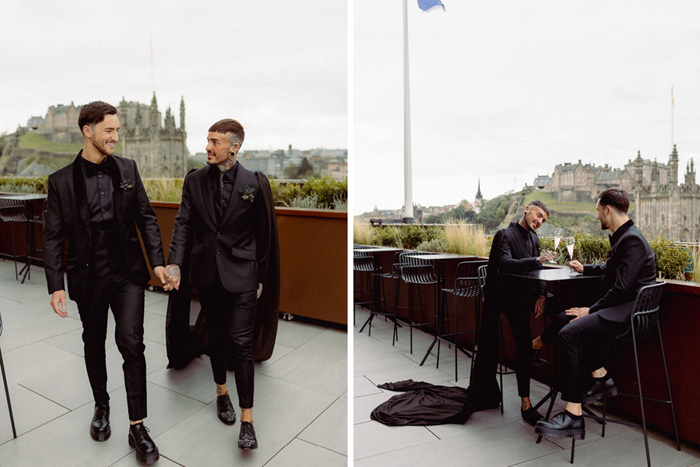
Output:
(528, 200), (549, 216)
(78, 101), (117, 134)
(209, 119), (245, 146)
(598, 189), (630, 214)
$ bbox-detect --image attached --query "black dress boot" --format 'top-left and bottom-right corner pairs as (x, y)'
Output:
(90, 404), (111, 441)
(217, 393), (236, 425)
(238, 421), (258, 450)
(581, 375), (618, 404)
(128, 423), (160, 464)
(534, 410), (585, 440)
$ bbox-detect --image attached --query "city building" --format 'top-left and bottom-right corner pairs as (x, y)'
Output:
(634, 145), (700, 242)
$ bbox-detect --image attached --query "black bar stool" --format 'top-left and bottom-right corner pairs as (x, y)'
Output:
(0, 199), (27, 280)
(538, 281), (680, 465)
(353, 250), (375, 309)
(372, 251), (404, 344)
(398, 251), (438, 354)
(439, 261), (485, 381)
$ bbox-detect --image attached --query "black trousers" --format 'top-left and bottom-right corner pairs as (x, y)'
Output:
(541, 310), (573, 345)
(197, 273), (257, 409)
(503, 308), (535, 398)
(558, 312), (627, 403)
(78, 228), (147, 421)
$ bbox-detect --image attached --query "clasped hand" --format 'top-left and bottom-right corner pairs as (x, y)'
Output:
(162, 264), (181, 291)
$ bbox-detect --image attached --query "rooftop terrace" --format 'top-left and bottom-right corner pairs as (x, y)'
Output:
(0, 259), (347, 466)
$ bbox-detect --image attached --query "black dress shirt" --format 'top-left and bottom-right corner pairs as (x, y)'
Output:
(81, 156), (115, 224)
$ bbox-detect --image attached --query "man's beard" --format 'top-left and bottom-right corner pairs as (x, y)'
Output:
(92, 136), (114, 156)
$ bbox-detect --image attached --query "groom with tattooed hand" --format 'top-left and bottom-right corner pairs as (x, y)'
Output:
(164, 118), (272, 450)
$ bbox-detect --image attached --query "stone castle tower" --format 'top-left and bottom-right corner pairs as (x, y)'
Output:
(634, 144), (700, 242)
(118, 93), (189, 178)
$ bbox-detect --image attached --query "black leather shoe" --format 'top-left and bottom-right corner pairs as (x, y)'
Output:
(90, 404), (111, 442)
(521, 406), (543, 427)
(217, 393), (236, 425)
(582, 376), (618, 404)
(531, 349), (546, 370)
(128, 423), (160, 465)
(238, 421), (258, 450)
(534, 411), (585, 440)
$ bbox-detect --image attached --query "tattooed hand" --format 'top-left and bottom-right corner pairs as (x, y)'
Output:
(163, 264), (181, 291)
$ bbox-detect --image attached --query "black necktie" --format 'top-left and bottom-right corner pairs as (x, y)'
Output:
(220, 171), (234, 212)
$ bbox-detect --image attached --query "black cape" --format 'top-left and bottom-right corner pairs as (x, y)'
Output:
(165, 172), (280, 368)
(370, 380), (474, 426)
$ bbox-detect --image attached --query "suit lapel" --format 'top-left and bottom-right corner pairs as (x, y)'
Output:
(72, 152), (90, 229)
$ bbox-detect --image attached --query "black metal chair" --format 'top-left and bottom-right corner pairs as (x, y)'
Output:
(0, 198), (27, 280)
(0, 311), (17, 439)
(398, 251), (438, 354)
(439, 261), (484, 381)
(353, 250), (375, 310)
(537, 281), (680, 465)
(573, 281), (679, 466)
(366, 251), (404, 344)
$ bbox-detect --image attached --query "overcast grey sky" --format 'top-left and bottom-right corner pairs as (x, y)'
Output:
(0, 0), (346, 154)
(352, 1), (700, 214)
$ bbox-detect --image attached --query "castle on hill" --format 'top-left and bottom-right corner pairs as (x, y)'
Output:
(531, 146), (699, 242)
(15, 93), (189, 178)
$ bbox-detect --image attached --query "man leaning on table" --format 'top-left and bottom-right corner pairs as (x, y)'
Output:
(467, 200), (555, 426)
(535, 188), (657, 440)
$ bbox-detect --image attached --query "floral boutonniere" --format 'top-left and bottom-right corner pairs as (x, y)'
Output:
(119, 178), (134, 191)
(239, 185), (256, 203)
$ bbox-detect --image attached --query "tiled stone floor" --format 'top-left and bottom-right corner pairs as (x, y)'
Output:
(353, 305), (700, 466)
(0, 260), (347, 466)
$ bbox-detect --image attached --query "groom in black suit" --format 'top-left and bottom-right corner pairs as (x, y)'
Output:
(535, 188), (657, 441)
(466, 200), (554, 426)
(44, 101), (164, 465)
(165, 118), (271, 450)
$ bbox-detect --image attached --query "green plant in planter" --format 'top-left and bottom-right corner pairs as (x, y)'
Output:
(650, 237), (691, 280)
(572, 233), (610, 264)
(398, 225), (442, 250)
(417, 236), (447, 252)
(353, 222), (374, 245)
(0, 175), (48, 194)
(444, 222), (488, 256)
(143, 178), (185, 202)
(372, 226), (403, 248)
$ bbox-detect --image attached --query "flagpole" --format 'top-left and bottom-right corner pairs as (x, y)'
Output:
(671, 85), (674, 148)
(402, 0), (414, 223)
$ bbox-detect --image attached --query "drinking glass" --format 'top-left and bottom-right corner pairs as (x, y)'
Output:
(565, 236), (576, 274)
(551, 228), (563, 264)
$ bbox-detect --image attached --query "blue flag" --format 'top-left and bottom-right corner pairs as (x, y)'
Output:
(417, 0), (445, 12)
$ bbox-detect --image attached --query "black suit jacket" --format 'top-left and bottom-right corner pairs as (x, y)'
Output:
(583, 220), (657, 323)
(168, 163), (268, 293)
(43, 152), (165, 303)
(484, 222), (546, 314)
(466, 222), (545, 410)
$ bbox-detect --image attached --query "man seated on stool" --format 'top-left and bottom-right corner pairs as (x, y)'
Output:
(535, 189), (657, 440)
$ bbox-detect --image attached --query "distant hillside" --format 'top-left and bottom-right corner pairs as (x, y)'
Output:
(1, 133), (122, 176)
(496, 191), (635, 236)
